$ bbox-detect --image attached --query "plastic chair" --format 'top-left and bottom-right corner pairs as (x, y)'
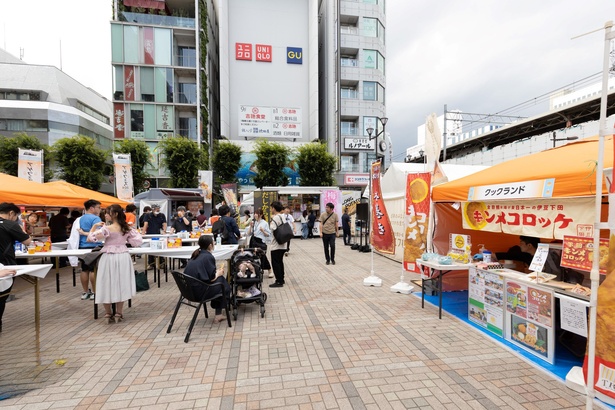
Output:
(167, 270), (231, 342)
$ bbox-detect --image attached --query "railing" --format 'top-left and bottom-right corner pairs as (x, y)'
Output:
(176, 54), (196, 68)
(340, 164), (369, 173)
(119, 12), (195, 29)
(341, 58), (358, 67)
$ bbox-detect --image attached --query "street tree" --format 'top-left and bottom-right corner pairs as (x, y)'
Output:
(0, 132), (54, 181)
(296, 142), (336, 186)
(115, 139), (152, 194)
(252, 139), (291, 188)
(158, 137), (207, 187)
(53, 135), (108, 190)
(212, 140), (242, 202)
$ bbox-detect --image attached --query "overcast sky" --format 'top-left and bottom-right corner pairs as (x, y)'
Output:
(1, 1), (613, 161)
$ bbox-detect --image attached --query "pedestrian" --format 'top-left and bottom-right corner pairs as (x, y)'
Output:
(138, 206), (151, 230)
(125, 203), (137, 227)
(342, 207), (352, 245)
(218, 205), (241, 244)
(142, 204), (167, 268)
(49, 207), (71, 268)
(269, 201), (287, 288)
(196, 209), (208, 228)
(87, 204), (143, 323)
(319, 202), (340, 265)
(307, 211), (316, 238)
(77, 199), (103, 300)
(300, 210), (308, 239)
(284, 206), (294, 255)
(246, 208), (273, 278)
(0, 202), (32, 332)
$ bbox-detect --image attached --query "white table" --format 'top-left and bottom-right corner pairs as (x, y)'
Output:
(416, 260), (473, 319)
(15, 249), (92, 293)
(50, 241), (69, 250)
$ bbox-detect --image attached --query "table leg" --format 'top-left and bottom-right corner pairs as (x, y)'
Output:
(34, 277), (40, 332)
(93, 269), (98, 319)
(438, 271), (443, 319)
(55, 258), (60, 293)
(157, 256), (161, 288)
(72, 267), (76, 287)
(421, 276), (425, 309)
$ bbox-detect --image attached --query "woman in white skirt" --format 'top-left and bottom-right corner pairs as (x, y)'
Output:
(88, 204), (143, 323)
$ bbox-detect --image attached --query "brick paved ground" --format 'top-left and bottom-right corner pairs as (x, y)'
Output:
(0, 238), (602, 409)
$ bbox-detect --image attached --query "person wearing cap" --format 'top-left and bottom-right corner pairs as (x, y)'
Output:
(142, 205), (167, 235)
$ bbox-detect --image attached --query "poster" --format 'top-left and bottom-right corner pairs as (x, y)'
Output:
(468, 266), (505, 336)
(559, 296), (588, 338)
(403, 172), (431, 272)
(320, 189), (342, 226)
(561, 235), (609, 274)
(17, 148), (43, 183)
(528, 243), (549, 273)
(370, 160), (395, 254)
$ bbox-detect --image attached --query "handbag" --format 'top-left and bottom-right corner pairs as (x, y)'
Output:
(272, 215), (294, 244)
(250, 235), (267, 251)
(135, 270), (149, 292)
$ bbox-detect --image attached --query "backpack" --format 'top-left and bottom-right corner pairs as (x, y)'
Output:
(212, 217), (230, 242)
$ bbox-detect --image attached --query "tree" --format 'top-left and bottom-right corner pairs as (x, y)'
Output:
(115, 139), (152, 194)
(296, 142), (337, 186)
(212, 140), (242, 182)
(54, 135), (108, 190)
(0, 132), (54, 181)
(158, 137), (206, 187)
(252, 139), (291, 188)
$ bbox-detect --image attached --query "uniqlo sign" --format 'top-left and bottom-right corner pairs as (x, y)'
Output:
(255, 44), (272, 62)
(235, 43), (252, 60)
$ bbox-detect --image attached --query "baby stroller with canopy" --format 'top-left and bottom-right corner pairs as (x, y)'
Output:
(229, 248), (268, 319)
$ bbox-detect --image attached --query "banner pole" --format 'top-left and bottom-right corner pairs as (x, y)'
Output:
(364, 159), (382, 287)
(391, 171), (413, 294)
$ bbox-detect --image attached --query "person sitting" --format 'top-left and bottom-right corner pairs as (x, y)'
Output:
(519, 235), (563, 279)
(183, 235), (231, 324)
(237, 261), (256, 278)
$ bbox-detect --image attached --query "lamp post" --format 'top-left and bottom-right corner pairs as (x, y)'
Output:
(366, 116), (388, 170)
(550, 132), (578, 148)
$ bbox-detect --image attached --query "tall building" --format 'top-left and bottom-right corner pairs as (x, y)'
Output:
(319, 0), (387, 188)
(110, 0), (220, 188)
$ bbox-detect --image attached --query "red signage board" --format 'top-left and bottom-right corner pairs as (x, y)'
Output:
(255, 44), (272, 62)
(561, 235), (608, 274)
(124, 66), (135, 101)
(235, 43), (252, 60)
(143, 27), (154, 64)
(113, 103), (125, 139)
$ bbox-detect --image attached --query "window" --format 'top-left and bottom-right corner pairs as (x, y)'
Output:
(76, 101), (110, 125)
(341, 57), (358, 67)
(130, 104), (144, 132)
(362, 18), (385, 44)
(363, 50), (385, 73)
(123, 25), (139, 64)
(341, 86), (358, 99)
(0, 90), (41, 101)
(140, 67), (155, 101)
(0, 119), (48, 132)
(155, 68), (173, 103)
(363, 82), (376, 100)
(154, 28), (172, 65)
(111, 24), (123, 63)
(341, 121), (357, 135)
(179, 117), (197, 140)
(178, 47), (196, 67)
(178, 83), (196, 104)
(113, 66), (124, 100)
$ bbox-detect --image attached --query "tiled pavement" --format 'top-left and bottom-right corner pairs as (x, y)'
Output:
(0, 238), (601, 409)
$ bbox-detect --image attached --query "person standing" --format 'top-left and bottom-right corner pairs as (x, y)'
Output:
(219, 205), (240, 244)
(138, 206), (151, 230)
(142, 205), (167, 235)
(125, 204), (137, 227)
(77, 199), (103, 300)
(170, 206), (192, 234)
(269, 201), (287, 288)
(196, 209), (208, 228)
(307, 211), (316, 239)
(319, 202), (340, 265)
(0, 202), (32, 332)
(246, 208), (273, 278)
(49, 207), (71, 268)
(284, 206), (294, 255)
(300, 210), (308, 239)
(341, 207), (352, 246)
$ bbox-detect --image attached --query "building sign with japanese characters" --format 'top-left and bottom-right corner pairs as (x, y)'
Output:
(561, 235), (609, 274)
(344, 138), (375, 150)
(468, 179), (555, 201)
(113, 153), (134, 202)
(238, 105), (302, 139)
(235, 43), (252, 60)
(461, 197), (595, 239)
(156, 105), (174, 131)
(113, 103), (125, 139)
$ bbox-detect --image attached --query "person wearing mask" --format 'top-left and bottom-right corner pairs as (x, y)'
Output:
(319, 203), (340, 265)
(219, 205), (240, 245)
(0, 202), (32, 332)
(246, 208), (273, 278)
(183, 235), (230, 324)
(143, 205), (167, 235)
(269, 201), (288, 288)
(77, 199), (103, 300)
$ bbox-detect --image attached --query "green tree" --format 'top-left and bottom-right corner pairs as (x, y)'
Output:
(296, 142), (336, 186)
(115, 139), (152, 194)
(0, 132), (54, 181)
(158, 137), (206, 187)
(252, 139), (291, 188)
(53, 135), (108, 190)
(212, 140), (242, 182)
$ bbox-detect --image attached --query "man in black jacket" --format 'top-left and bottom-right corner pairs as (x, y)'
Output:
(219, 205), (240, 244)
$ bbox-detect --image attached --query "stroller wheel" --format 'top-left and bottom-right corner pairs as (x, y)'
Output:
(262, 293), (267, 302)
(260, 304), (265, 318)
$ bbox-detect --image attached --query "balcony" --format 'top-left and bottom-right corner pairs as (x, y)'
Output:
(175, 54), (196, 68)
(119, 12), (195, 29)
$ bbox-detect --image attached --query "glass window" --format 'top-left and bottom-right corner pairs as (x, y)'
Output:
(363, 0), (377, 3)
(140, 67), (155, 101)
(130, 104), (144, 132)
(341, 121), (357, 135)
(363, 82), (376, 100)
(341, 86), (357, 99)
(154, 28), (172, 65)
(362, 18), (377, 37)
(178, 83), (196, 104)
(363, 50), (376, 69)
(378, 20), (385, 44)
(123, 25), (139, 64)
(111, 24), (123, 63)
(178, 47), (196, 67)
(377, 53), (385, 74)
(154, 68), (173, 103)
(377, 83), (385, 104)
(113, 66), (124, 100)
(363, 117), (379, 136)
(144, 104), (155, 139)
(179, 117), (197, 140)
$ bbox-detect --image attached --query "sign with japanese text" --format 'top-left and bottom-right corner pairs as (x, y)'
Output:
(461, 197), (595, 239)
(469, 266), (505, 337)
(235, 43), (252, 60)
(112, 153), (133, 202)
(156, 105), (174, 131)
(17, 148), (42, 183)
(255, 44), (272, 62)
(320, 189), (342, 227)
(561, 235), (608, 274)
(239, 105), (302, 139)
(528, 243), (549, 273)
(448, 233), (472, 264)
(343, 174), (369, 186)
(468, 179), (555, 201)
(344, 138), (375, 150)
(403, 173), (431, 272)
(198, 170), (213, 204)
(287, 47), (302, 64)
(113, 103), (125, 139)
(124, 65), (135, 101)
(370, 160), (395, 254)
(143, 27), (154, 64)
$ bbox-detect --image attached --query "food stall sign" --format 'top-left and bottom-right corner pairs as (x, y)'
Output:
(468, 266), (505, 337)
(468, 179), (555, 201)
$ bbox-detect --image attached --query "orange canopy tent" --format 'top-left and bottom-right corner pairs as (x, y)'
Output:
(432, 136), (611, 202)
(45, 181), (129, 208)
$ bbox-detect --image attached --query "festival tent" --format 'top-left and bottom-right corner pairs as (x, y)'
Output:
(44, 180), (129, 208)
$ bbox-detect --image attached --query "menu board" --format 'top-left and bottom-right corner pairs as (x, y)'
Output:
(504, 280), (555, 363)
(468, 267), (505, 337)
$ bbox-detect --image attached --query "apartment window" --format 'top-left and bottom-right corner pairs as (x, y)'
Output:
(130, 105), (144, 132)
(363, 82), (385, 103)
(113, 66), (124, 100)
(111, 24), (123, 63)
(155, 68), (173, 103)
(140, 67), (155, 101)
(179, 117), (197, 140)
(340, 24), (358, 35)
(364, 50), (385, 74)
(362, 18), (377, 37)
(341, 121), (357, 136)
(178, 47), (196, 67)
(154, 28), (172, 65)
(341, 56), (358, 67)
(123, 25), (139, 64)
(178, 83), (197, 104)
(341, 86), (358, 99)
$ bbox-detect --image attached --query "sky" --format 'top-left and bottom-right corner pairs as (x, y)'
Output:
(1, 0), (614, 162)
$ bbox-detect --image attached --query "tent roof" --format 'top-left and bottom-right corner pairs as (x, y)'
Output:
(45, 181), (128, 208)
(432, 136), (611, 202)
(0, 173), (74, 207)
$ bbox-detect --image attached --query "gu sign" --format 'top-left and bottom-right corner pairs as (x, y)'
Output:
(287, 47), (302, 64)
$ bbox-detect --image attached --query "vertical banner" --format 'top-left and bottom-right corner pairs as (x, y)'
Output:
(403, 172), (432, 272)
(370, 160), (395, 254)
(113, 103), (125, 139)
(112, 153), (134, 202)
(143, 27), (154, 64)
(425, 113), (442, 174)
(321, 189), (343, 226)
(198, 170), (213, 204)
(17, 148), (43, 183)
(221, 183), (239, 215)
(124, 66), (135, 101)
(261, 191), (275, 222)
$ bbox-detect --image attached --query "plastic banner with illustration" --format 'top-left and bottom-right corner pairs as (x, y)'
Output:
(370, 160), (395, 254)
(461, 197), (595, 239)
(198, 170), (213, 204)
(403, 172), (431, 272)
(18, 148), (43, 183)
(320, 189), (342, 225)
(112, 153), (133, 202)
(221, 183), (238, 215)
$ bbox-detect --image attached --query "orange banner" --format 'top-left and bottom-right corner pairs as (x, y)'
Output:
(561, 236), (608, 274)
(370, 160), (395, 254)
(403, 173), (431, 272)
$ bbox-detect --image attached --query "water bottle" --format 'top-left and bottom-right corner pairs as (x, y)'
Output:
(216, 235), (222, 248)
(14, 240), (23, 253)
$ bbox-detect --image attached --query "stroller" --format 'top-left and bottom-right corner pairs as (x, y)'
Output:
(229, 248), (268, 319)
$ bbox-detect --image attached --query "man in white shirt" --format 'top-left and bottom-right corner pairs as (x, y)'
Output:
(284, 206), (294, 256)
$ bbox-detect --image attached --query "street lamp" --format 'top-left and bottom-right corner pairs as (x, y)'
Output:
(366, 117), (388, 169)
(550, 132), (578, 148)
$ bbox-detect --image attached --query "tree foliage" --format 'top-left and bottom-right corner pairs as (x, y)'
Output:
(212, 140), (242, 203)
(54, 135), (108, 190)
(0, 132), (54, 181)
(157, 137), (206, 188)
(296, 142), (336, 186)
(252, 139), (291, 188)
(115, 139), (152, 194)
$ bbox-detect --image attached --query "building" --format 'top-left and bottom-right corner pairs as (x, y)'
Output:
(0, 49), (113, 151)
(110, 0), (220, 188)
(319, 0), (387, 187)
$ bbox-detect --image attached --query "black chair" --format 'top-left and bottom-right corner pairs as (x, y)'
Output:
(167, 271), (231, 342)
